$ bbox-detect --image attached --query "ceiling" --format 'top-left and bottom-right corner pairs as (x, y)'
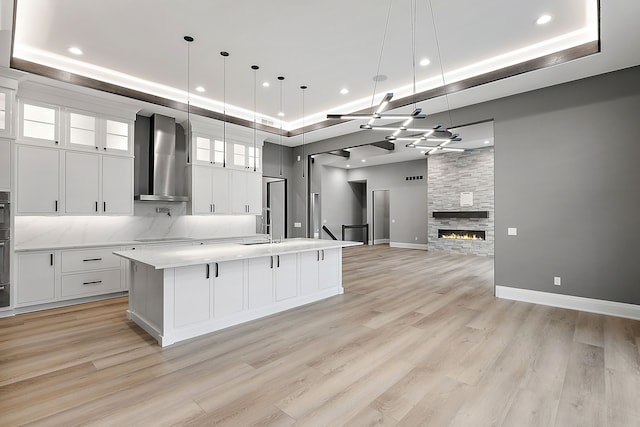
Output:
(8, 0), (640, 147)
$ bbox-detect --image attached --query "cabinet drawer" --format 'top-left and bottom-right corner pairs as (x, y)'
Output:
(61, 247), (121, 273)
(61, 269), (121, 298)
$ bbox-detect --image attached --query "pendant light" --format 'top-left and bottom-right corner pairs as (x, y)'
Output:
(326, 0), (463, 154)
(184, 36), (194, 163)
(220, 51), (229, 167)
(251, 65), (259, 171)
(278, 76), (285, 176)
(300, 85), (307, 179)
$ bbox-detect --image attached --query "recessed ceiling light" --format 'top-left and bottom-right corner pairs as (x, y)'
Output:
(484, 140), (490, 144)
(340, 88), (349, 95)
(195, 86), (205, 93)
(262, 82), (270, 87)
(536, 14), (552, 25)
(68, 47), (83, 55)
(277, 112), (285, 117)
(419, 58), (431, 66)
(420, 150), (426, 154)
(346, 164), (351, 168)
(361, 159), (366, 163)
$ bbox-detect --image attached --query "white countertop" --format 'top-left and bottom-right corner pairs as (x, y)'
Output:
(113, 238), (362, 269)
(14, 234), (268, 252)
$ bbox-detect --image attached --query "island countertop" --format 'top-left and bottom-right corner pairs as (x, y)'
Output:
(113, 238), (361, 270)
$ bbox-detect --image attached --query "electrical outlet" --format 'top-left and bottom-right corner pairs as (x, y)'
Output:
(294, 222), (301, 228)
(415, 236), (418, 241)
(554, 276), (561, 286)
(508, 227), (517, 236)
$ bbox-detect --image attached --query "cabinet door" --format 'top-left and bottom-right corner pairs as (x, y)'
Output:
(247, 256), (273, 309)
(275, 253), (297, 301)
(246, 172), (263, 214)
(17, 252), (56, 305)
(17, 145), (60, 214)
(67, 111), (98, 151)
(211, 168), (229, 214)
(102, 156), (133, 215)
(229, 169), (248, 214)
(213, 260), (244, 317)
(319, 248), (340, 289)
(173, 264), (211, 328)
(0, 139), (10, 191)
(0, 88), (14, 138)
(65, 152), (100, 214)
(192, 166), (213, 214)
(104, 119), (132, 154)
(20, 100), (59, 145)
(299, 251), (320, 296)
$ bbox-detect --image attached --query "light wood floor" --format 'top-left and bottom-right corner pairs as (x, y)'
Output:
(1, 245), (640, 426)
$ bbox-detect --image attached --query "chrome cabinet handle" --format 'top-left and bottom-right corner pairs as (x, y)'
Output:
(82, 280), (102, 286)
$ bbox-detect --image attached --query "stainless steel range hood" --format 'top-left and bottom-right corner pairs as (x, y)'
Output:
(134, 114), (189, 202)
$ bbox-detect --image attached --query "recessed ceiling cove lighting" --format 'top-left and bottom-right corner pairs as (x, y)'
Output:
(68, 47), (83, 55)
(262, 82), (270, 87)
(195, 86), (205, 93)
(340, 88), (349, 95)
(277, 112), (284, 117)
(536, 14), (552, 25)
(419, 58), (431, 66)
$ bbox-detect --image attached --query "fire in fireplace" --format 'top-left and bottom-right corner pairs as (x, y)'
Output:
(438, 229), (485, 240)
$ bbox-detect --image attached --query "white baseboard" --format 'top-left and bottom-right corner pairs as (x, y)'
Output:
(373, 239), (390, 245)
(495, 285), (640, 321)
(389, 242), (428, 250)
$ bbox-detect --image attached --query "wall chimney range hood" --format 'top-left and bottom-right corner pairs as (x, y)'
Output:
(135, 114), (189, 202)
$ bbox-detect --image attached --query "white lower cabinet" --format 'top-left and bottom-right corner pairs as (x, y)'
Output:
(213, 260), (244, 317)
(16, 251), (57, 306)
(300, 248), (340, 294)
(247, 256), (273, 310)
(16, 246), (125, 310)
(274, 253), (297, 301)
(174, 264), (211, 328)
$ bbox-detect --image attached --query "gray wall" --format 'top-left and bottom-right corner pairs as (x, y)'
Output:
(348, 160), (428, 246)
(262, 141), (295, 237)
(373, 190), (390, 242)
(296, 65), (640, 305)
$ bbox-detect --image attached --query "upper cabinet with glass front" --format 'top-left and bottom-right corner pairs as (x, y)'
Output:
(19, 99), (60, 146)
(0, 87), (15, 138)
(65, 109), (132, 155)
(188, 117), (261, 171)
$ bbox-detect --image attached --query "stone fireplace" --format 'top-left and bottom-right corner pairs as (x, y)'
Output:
(427, 147), (494, 256)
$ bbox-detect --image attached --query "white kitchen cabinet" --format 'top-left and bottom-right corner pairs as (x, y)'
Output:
(190, 165), (229, 214)
(65, 151), (100, 214)
(19, 99), (60, 146)
(64, 153), (132, 215)
(102, 156), (133, 214)
(65, 110), (133, 155)
(299, 248), (341, 294)
(248, 253), (297, 307)
(247, 256), (273, 310)
(318, 248), (340, 289)
(16, 145), (60, 214)
(212, 259), (244, 317)
(0, 87), (15, 138)
(274, 253), (298, 301)
(229, 169), (262, 214)
(16, 251), (57, 306)
(174, 264), (211, 328)
(0, 139), (10, 191)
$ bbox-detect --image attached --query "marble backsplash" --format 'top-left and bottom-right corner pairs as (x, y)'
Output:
(15, 201), (259, 248)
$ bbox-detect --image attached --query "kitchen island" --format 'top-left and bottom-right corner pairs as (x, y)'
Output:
(113, 238), (361, 347)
